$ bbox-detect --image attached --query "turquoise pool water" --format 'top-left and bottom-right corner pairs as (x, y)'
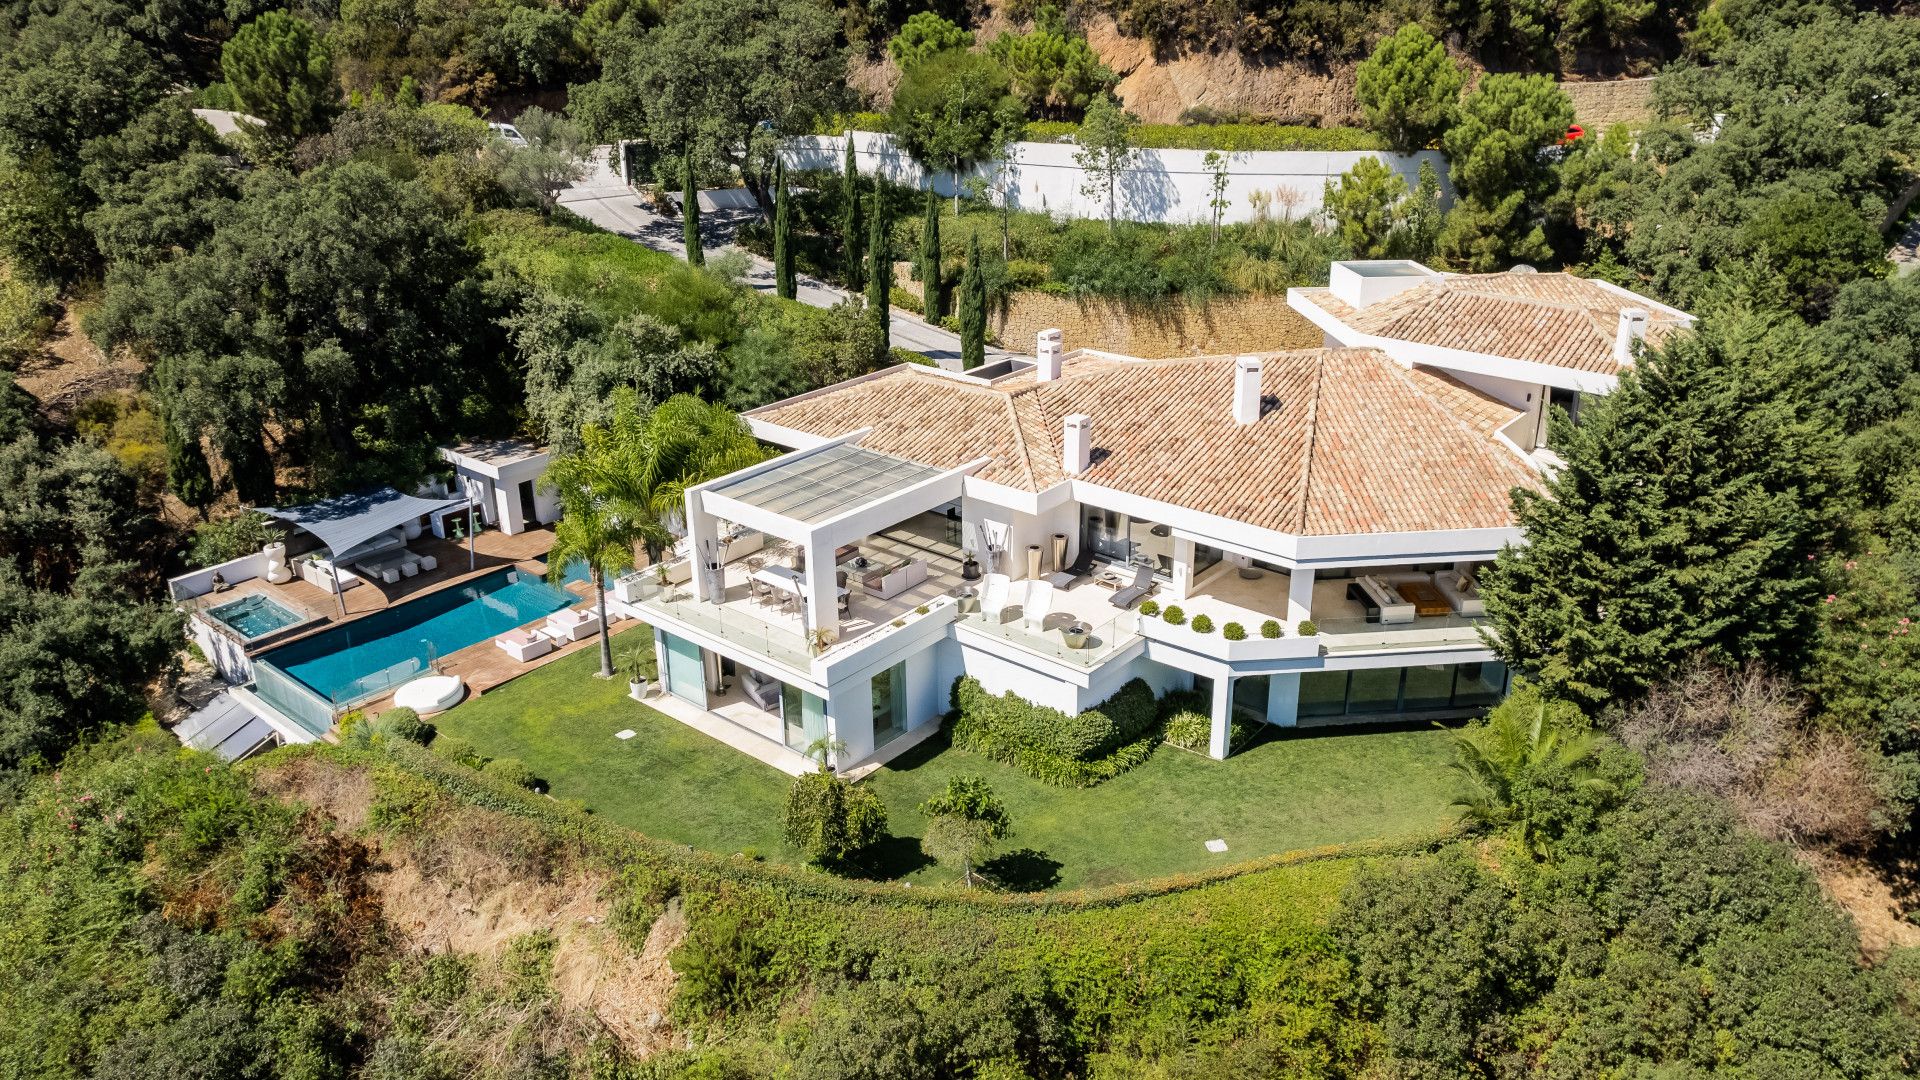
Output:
(256, 567), (578, 706)
(207, 594), (304, 640)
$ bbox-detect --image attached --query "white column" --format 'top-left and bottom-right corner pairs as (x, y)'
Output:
(1208, 676), (1233, 760)
(686, 497), (722, 602)
(1267, 673), (1300, 729)
(1287, 567), (1316, 627)
(803, 533), (837, 643)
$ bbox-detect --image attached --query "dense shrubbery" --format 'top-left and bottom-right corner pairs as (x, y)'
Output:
(948, 676), (1161, 786)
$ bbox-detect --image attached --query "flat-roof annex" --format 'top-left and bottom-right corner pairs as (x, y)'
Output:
(707, 443), (943, 525)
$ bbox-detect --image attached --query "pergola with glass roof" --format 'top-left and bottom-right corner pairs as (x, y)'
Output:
(686, 435), (988, 641)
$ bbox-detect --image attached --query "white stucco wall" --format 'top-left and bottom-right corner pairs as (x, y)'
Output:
(783, 131), (1453, 225)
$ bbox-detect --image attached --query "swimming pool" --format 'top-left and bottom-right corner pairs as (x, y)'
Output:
(207, 594), (304, 640)
(256, 567), (578, 708)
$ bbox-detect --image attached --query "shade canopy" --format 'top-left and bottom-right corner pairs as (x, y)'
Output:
(256, 487), (466, 561)
(706, 444), (943, 525)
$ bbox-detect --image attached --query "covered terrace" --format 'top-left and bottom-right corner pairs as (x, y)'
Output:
(636, 436), (988, 665)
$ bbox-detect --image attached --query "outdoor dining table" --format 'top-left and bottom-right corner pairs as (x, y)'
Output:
(751, 565), (849, 601)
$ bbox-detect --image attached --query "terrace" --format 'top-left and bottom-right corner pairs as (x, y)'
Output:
(628, 439), (987, 675)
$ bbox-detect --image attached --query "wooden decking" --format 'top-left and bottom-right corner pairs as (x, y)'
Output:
(210, 527), (564, 648)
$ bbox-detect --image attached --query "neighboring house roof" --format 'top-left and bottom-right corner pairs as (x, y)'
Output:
(747, 349), (1539, 537)
(1297, 272), (1690, 375)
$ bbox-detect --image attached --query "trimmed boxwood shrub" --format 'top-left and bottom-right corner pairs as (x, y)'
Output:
(1298, 619), (1319, 636)
(1162, 605), (1186, 626)
(1191, 615), (1215, 634)
(378, 706), (430, 744)
(483, 756), (540, 791)
(1138, 599), (1160, 617)
(1222, 622), (1246, 640)
(948, 677), (1162, 787)
(1260, 619), (1284, 639)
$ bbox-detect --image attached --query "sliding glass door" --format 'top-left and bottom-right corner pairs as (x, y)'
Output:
(661, 633), (706, 708)
(1080, 506), (1174, 578)
(872, 662), (907, 747)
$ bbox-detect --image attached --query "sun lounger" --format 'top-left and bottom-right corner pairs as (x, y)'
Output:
(980, 573), (1012, 623)
(1109, 564), (1155, 608)
(494, 628), (553, 662)
(543, 608), (602, 642)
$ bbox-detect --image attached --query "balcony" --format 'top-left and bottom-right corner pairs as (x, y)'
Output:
(1157, 562), (1491, 659)
(626, 525), (968, 675)
(954, 574), (1146, 667)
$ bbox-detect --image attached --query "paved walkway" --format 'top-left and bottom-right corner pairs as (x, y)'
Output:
(556, 152), (1023, 369)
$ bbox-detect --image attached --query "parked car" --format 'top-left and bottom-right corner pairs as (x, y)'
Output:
(488, 122), (528, 148)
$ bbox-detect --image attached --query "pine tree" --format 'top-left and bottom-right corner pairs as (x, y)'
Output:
(1480, 316), (1842, 710)
(166, 423), (215, 514)
(681, 146), (703, 267)
(958, 234), (986, 369)
(866, 181), (890, 364)
(918, 188), (943, 319)
(841, 134), (862, 290)
(773, 158), (795, 300)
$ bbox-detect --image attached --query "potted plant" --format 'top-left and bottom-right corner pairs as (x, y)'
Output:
(619, 643), (654, 701)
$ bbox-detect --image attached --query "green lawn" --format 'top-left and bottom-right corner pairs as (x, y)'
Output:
(434, 644), (1461, 890)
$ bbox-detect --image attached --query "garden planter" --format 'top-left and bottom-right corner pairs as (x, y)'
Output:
(1062, 624), (1090, 649)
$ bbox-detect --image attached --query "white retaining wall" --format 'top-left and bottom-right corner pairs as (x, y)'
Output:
(168, 550), (272, 602)
(782, 131), (1452, 225)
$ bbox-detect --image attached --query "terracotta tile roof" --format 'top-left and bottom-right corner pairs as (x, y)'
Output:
(747, 350), (1542, 537)
(1299, 272), (1688, 375)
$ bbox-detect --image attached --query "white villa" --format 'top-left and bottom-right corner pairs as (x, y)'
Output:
(621, 260), (1691, 775)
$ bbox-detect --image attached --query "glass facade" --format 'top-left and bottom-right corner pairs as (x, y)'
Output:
(1231, 674), (1270, 724)
(662, 632), (706, 707)
(872, 661), (907, 748)
(1298, 661), (1511, 719)
(781, 682), (828, 753)
(1081, 506), (1174, 578)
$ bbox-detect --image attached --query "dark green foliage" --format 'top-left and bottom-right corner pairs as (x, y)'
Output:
(958, 235), (986, 368)
(1353, 23), (1464, 151)
(1482, 316), (1841, 710)
(164, 422), (214, 513)
(948, 676), (1160, 786)
(95, 160), (507, 501)
(220, 11), (334, 139)
(986, 10), (1115, 120)
(670, 908), (779, 1020)
(681, 146), (703, 266)
(185, 511), (275, 567)
(1338, 789), (1918, 1076)
(792, 972), (1075, 1079)
(841, 135), (863, 290)
(783, 769), (888, 869)
(1735, 190), (1888, 314)
(918, 188), (943, 318)
(886, 48), (1024, 181)
(773, 159), (794, 300)
(1440, 73), (1574, 270)
(865, 181), (889, 362)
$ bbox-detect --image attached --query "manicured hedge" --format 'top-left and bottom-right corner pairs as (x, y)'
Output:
(948, 676), (1163, 786)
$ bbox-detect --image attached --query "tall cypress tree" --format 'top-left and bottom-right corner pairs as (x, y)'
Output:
(866, 181), (890, 363)
(919, 188), (943, 319)
(681, 146), (703, 267)
(958, 235), (986, 369)
(773, 158), (795, 300)
(1480, 316), (1842, 710)
(841, 134), (863, 290)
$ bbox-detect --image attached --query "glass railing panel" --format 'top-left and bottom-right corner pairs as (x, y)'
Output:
(251, 661), (337, 738)
(626, 573), (815, 670)
(958, 606), (1140, 666)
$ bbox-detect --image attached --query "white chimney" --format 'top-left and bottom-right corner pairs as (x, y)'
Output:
(1613, 308), (1650, 364)
(1036, 328), (1064, 381)
(1233, 355), (1263, 425)
(1063, 414), (1092, 476)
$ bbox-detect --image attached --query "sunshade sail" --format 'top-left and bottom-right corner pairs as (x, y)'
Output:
(256, 487), (467, 560)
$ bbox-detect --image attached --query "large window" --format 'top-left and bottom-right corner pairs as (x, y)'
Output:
(1080, 506), (1173, 578)
(872, 662), (906, 747)
(1232, 674), (1270, 724)
(662, 633), (705, 707)
(1294, 662), (1511, 720)
(781, 683), (827, 753)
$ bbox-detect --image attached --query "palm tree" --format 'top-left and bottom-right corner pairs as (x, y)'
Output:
(594, 390), (767, 564)
(541, 390), (767, 677)
(543, 443), (642, 680)
(1447, 685), (1615, 854)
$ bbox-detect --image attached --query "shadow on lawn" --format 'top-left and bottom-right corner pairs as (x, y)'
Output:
(853, 834), (935, 881)
(982, 848), (1062, 891)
